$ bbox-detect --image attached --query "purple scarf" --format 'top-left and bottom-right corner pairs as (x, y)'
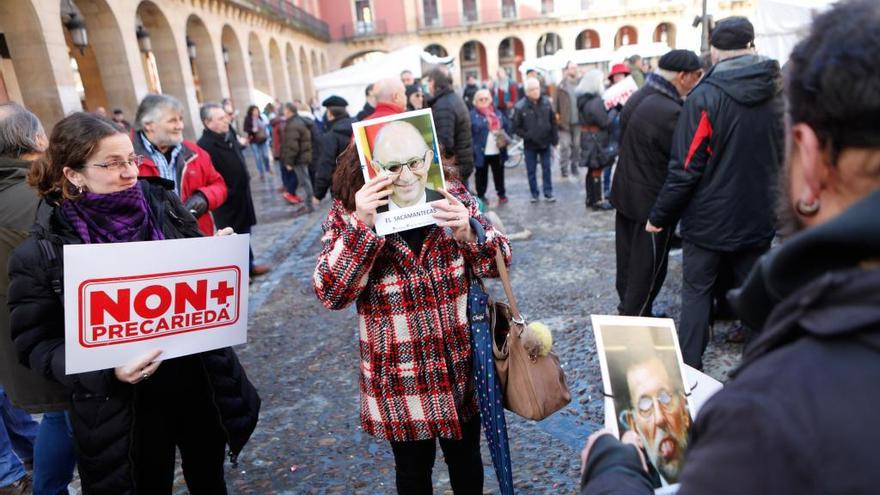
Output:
(61, 183), (165, 244)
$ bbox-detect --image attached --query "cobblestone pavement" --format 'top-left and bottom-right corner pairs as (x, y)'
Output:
(177, 156), (743, 494)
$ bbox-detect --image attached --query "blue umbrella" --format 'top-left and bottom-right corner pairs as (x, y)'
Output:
(468, 280), (514, 494)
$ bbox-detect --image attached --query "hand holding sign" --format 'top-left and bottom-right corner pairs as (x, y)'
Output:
(114, 348), (162, 384)
(432, 189), (475, 243)
(354, 174), (393, 228)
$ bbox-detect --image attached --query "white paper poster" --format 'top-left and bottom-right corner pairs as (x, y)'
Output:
(603, 75), (639, 110)
(64, 235), (250, 374)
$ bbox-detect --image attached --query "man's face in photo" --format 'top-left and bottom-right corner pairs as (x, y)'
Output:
(625, 357), (691, 483)
(372, 121), (433, 208)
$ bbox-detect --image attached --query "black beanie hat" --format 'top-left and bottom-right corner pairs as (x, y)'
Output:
(658, 50), (702, 72)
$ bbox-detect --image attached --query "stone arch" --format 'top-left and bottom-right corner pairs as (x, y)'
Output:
(299, 46), (313, 101)
(654, 22), (676, 48)
(498, 37), (524, 82)
(615, 25), (638, 49)
(136, 1), (193, 129)
(537, 32), (562, 57)
(268, 38), (289, 101)
(0, 0), (80, 124)
(248, 31), (271, 100)
(221, 24), (249, 112)
(425, 44), (448, 57)
(285, 43), (303, 101)
(186, 14), (222, 104)
(340, 50), (386, 68)
(459, 40), (487, 82)
(576, 29), (600, 50)
(310, 49), (319, 78)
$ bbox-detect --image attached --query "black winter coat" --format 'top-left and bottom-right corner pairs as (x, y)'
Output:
(7, 179), (261, 495)
(512, 96), (558, 151)
(648, 55), (784, 251)
(314, 116), (354, 200)
(427, 88), (475, 178)
(576, 93), (610, 168)
(611, 75), (684, 222)
(197, 128), (257, 233)
(581, 189), (880, 495)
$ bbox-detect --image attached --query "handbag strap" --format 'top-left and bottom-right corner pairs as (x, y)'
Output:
(494, 248), (522, 323)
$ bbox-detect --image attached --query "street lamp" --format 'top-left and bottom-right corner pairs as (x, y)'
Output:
(64, 13), (88, 54)
(136, 25), (152, 54)
(186, 37), (197, 60)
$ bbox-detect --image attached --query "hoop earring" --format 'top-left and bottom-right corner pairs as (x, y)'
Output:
(796, 198), (820, 216)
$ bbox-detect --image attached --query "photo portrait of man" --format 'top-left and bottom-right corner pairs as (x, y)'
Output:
(371, 120), (443, 212)
(599, 323), (692, 485)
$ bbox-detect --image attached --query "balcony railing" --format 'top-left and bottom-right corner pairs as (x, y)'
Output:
(248, 1), (330, 41)
(340, 19), (387, 41)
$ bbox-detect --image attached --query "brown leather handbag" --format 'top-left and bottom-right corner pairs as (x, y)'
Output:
(489, 249), (571, 420)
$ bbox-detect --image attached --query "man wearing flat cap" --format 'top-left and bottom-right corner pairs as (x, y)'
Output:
(314, 95), (354, 204)
(611, 49), (703, 317)
(646, 16), (784, 369)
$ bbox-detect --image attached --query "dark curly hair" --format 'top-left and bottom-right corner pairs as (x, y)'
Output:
(786, 0), (880, 164)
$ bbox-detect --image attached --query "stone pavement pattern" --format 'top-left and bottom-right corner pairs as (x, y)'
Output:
(68, 157), (742, 494)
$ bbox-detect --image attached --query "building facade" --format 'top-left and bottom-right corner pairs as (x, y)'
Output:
(0, 0), (753, 135)
(0, 0), (331, 138)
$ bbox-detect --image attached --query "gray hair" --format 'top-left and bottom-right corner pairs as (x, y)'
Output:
(200, 102), (224, 124)
(135, 93), (183, 130)
(523, 77), (541, 91)
(654, 68), (679, 83)
(0, 101), (46, 159)
(577, 69), (605, 96)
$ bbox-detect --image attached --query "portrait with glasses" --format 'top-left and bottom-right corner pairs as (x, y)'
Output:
(592, 315), (693, 486)
(352, 109), (446, 235)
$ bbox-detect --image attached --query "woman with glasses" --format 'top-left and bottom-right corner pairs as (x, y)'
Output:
(7, 113), (260, 495)
(314, 142), (511, 494)
(470, 89), (510, 205)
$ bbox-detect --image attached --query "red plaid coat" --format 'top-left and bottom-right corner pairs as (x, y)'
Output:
(314, 186), (511, 442)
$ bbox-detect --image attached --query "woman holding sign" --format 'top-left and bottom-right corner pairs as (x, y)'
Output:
(7, 113), (260, 495)
(314, 143), (511, 494)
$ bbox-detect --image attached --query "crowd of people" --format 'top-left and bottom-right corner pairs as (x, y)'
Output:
(0, 0), (878, 493)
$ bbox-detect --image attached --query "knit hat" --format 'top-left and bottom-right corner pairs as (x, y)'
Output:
(658, 50), (702, 72)
(710, 17), (755, 50)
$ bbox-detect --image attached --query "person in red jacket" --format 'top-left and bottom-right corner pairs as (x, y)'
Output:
(133, 94), (228, 236)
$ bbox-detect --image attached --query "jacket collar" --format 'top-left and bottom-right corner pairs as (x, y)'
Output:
(644, 73), (682, 104)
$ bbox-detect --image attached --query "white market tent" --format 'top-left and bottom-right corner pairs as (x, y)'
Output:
(313, 45), (453, 114)
(754, 0), (834, 63)
(519, 42), (672, 85)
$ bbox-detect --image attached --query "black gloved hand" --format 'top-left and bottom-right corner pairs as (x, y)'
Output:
(183, 191), (208, 217)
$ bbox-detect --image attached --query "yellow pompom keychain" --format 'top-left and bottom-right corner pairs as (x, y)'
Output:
(521, 321), (553, 358)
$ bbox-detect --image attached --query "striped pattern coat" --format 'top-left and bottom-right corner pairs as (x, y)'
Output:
(314, 186), (511, 441)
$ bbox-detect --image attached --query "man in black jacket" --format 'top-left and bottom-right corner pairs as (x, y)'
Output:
(580, 3), (880, 493)
(612, 50), (702, 316)
(646, 17), (784, 368)
(355, 83), (376, 121)
(313, 96), (354, 204)
(425, 66), (475, 185)
(513, 77), (558, 202)
(197, 103), (270, 276)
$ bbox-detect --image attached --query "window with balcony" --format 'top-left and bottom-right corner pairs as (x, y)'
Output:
(541, 0), (554, 14)
(502, 0), (517, 19)
(423, 0), (440, 26)
(354, 0), (374, 35)
(462, 0), (478, 23)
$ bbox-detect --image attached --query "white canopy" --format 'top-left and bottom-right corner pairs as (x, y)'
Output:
(313, 45), (453, 114)
(519, 43), (672, 85)
(754, 0), (834, 63)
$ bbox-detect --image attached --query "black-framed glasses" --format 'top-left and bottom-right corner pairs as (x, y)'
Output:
(88, 154), (144, 172)
(636, 389), (678, 418)
(374, 150), (431, 174)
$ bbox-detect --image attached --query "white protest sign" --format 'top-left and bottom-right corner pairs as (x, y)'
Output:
(64, 234), (250, 374)
(602, 75), (639, 110)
